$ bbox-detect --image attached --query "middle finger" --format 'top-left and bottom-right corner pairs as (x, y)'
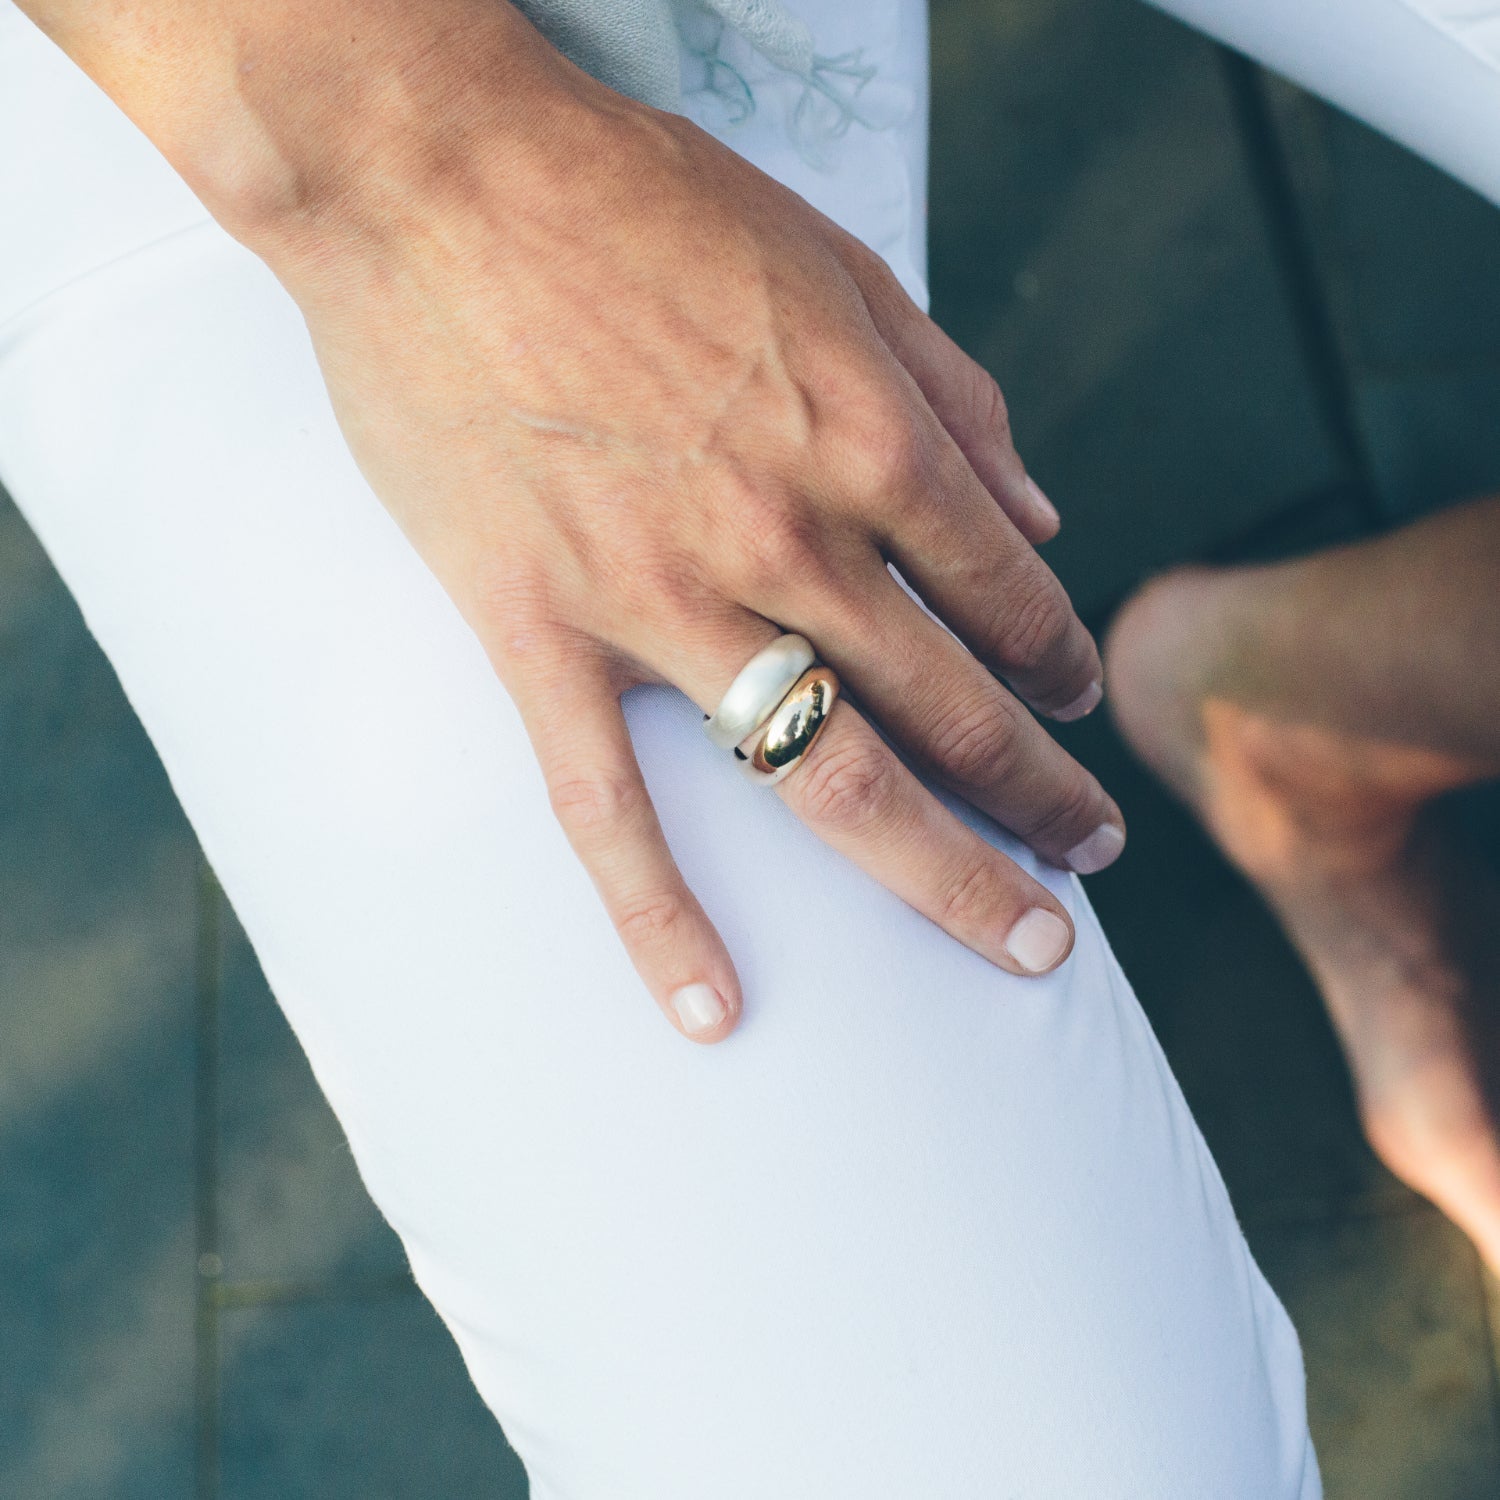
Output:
(775, 553), (1127, 875)
(873, 430), (1103, 722)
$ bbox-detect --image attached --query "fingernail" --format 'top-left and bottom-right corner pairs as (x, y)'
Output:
(1066, 822), (1126, 875)
(1004, 908), (1071, 974)
(672, 983), (726, 1035)
(1025, 475), (1060, 529)
(1053, 679), (1103, 723)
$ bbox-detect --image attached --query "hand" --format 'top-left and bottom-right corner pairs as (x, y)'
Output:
(66, 0), (1126, 1041)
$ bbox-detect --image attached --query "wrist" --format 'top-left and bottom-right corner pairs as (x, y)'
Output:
(24, 0), (635, 269)
(202, 1), (601, 261)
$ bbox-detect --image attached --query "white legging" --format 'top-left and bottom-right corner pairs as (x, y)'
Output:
(4, 0), (1496, 1493)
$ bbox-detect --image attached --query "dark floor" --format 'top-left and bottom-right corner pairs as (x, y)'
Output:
(5, 0), (1500, 1495)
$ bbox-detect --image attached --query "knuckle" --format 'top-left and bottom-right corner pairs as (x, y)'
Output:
(969, 368), (1012, 443)
(548, 772), (646, 837)
(927, 691), (1022, 786)
(470, 556), (568, 677)
(793, 739), (896, 834)
(846, 235), (906, 305)
(730, 494), (830, 595)
(614, 889), (688, 948)
(869, 416), (930, 494)
(614, 550), (705, 623)
(470, 551), (552, 637)
(991, 571), (1072, 674)
(842, 391), (931, 497)
(1024, 775), (1105, 847)
(936, 859), (1006, 932)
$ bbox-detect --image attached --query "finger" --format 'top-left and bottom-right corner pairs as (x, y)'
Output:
(785, 559), (1126, 874)
(844, 237), (1060, 544)
(875, 433), (1103, 722)
(655, 614), (1078, 976)
(505, 633), (742, 1043)
(776, 705), (1077, 975)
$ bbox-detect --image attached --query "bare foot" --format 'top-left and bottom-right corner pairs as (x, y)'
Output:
(1105, 566), (1500, 1270)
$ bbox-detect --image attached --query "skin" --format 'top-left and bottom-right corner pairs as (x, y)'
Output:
(1106, 496), (1500, 1271)
(17, 0), (1126, 1042)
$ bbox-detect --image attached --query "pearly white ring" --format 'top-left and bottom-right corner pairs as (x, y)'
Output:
(704, 633), (816, 750)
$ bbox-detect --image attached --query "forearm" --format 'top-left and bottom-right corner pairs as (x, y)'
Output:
(12, 0), (620, 264)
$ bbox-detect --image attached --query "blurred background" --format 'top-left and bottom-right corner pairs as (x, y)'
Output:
(5, 0), (1500, 1495)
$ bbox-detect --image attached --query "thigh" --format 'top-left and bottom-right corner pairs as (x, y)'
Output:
(0, 6), (1315, 1497)
(1148, 0), (1500, 207)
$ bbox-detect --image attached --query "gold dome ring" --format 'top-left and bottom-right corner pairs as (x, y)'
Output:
(736, 666), (841, 786)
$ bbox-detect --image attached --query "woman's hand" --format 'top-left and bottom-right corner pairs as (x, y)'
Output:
(35, 0), (1125, 1041)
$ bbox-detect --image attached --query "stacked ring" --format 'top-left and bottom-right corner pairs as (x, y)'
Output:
(703, 633), (816, 749)
(736, 665), (840, 785)
(704, 633), (841, 787)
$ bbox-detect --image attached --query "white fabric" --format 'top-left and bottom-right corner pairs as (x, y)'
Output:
(512, 0), (874, 131)
(511, 0), (684, 109)
(1404, 0), (1500, 70)
(23, 0), (1500, 1491)
(1148, 0), (1500, 208)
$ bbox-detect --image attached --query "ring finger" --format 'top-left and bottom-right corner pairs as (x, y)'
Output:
(659, 611), (1080, 977)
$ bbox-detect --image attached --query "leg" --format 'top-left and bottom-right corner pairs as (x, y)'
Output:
(1108, 501), (1500, 1269)
(1125, 0), (1500, 1274)
(0, 3), (1316, 1495)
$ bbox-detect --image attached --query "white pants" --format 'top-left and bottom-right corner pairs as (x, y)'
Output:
(5, 0), (1496, 1493)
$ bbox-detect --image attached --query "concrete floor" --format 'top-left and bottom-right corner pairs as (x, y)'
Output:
(5, 0), (1500, 1494)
